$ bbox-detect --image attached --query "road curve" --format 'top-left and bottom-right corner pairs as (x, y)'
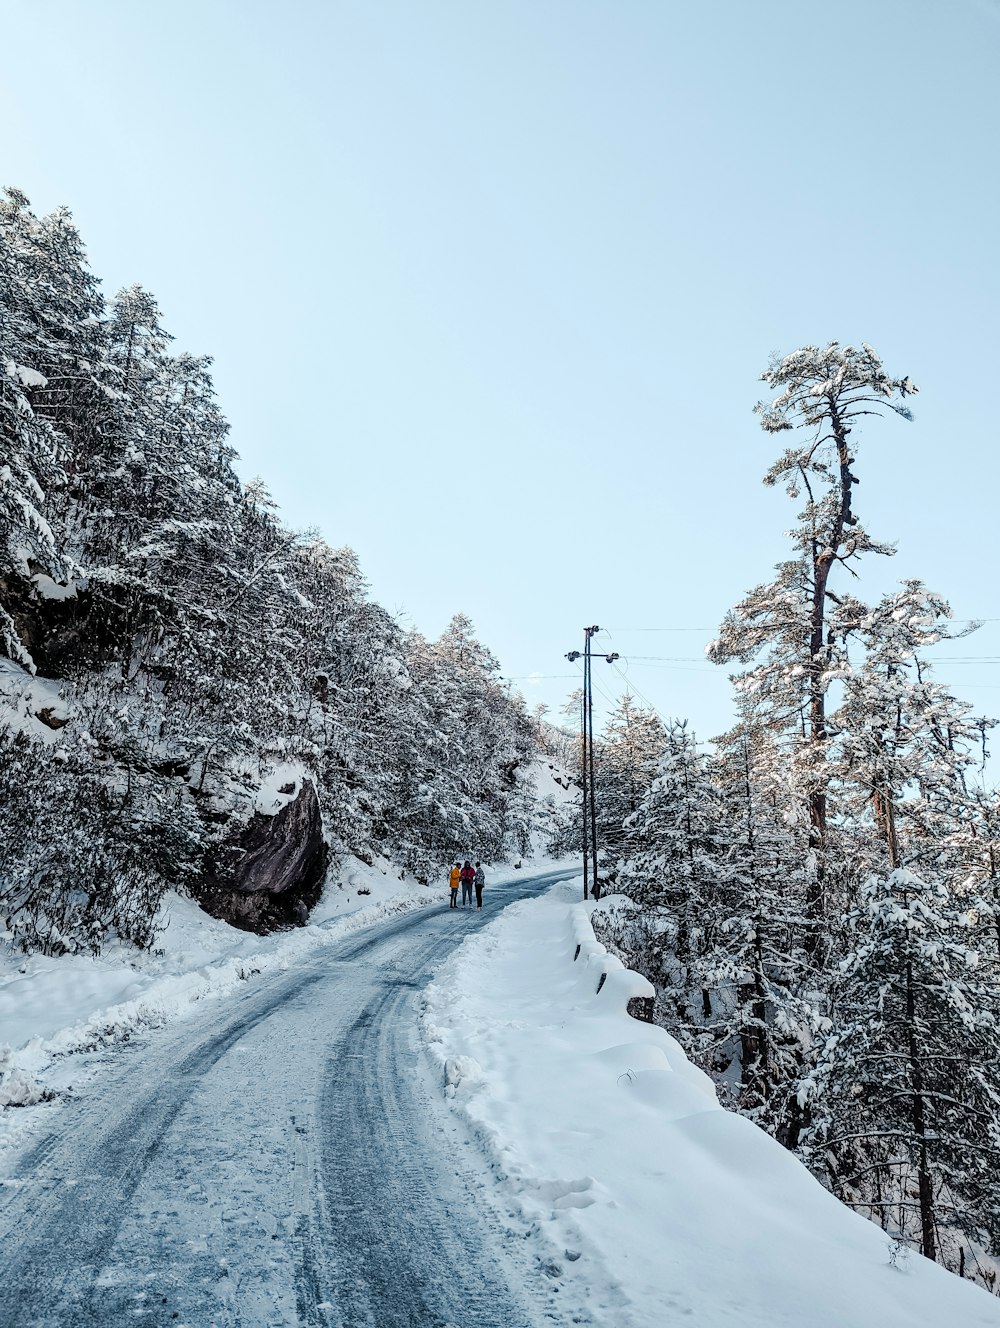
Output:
(0, 869), (576, 1328)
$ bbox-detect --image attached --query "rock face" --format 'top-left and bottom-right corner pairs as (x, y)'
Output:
(198, 779), (329, 933)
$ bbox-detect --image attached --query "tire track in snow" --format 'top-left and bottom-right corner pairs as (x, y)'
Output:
(302, 937), (537, 1328)
(0, 965), (327, 1326)
(0, 871), (575, 1327)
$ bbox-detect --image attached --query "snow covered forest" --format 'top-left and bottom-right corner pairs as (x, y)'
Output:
(4, 183), (1000, 1305)
(0, 188), (538, 952)
(547, 343), (1000, 1290)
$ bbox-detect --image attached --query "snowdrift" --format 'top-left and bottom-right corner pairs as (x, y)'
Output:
(422, 882), (1000, 1328)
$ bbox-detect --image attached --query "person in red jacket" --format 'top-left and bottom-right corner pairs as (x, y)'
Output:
(459, 859), (475, 908)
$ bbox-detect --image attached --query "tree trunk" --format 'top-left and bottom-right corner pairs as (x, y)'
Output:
(905, 958), (936, 1261)
(873, 787), (901, 872)
(804, 402), (855, 940)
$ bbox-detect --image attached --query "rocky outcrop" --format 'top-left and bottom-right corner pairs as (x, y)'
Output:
(197, 779), (329, 933)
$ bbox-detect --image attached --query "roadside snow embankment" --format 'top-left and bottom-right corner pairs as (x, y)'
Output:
(422, 883), (1000, 1328)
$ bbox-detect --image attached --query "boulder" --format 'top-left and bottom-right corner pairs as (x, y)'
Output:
(197, 779), (328, 933)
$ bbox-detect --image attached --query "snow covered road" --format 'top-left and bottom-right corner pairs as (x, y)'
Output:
(0, 870), (574, 1328)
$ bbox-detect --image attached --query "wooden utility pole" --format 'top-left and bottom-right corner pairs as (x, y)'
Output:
(580, 670), (589, 900)
(567, 626), (611, 901)
(585, 626), (600, 899)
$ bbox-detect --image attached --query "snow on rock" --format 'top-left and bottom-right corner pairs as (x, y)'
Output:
(251, 760), (307, 816)
(422, 880), (1000, 1328)
(530, 756), (578, 805)
(29, 574), (77, 602)
(0, 658), (70, 740)
(0, 1050), (51, 1109)
(444, 1055), (483, 1092)
(201, 777), (327, 923)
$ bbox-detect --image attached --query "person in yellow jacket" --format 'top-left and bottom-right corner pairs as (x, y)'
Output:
(448, 862), (461, 908)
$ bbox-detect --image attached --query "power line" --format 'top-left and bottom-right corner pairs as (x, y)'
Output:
(568, 656), (620, 711)
(503, 652), (1000, 688)
(501, 673), (581, 680)
(591, 670), (621, 708)
(625, 664), (724, 674)
(610, 661), (672, 730)
(603, 618), (1000, 631)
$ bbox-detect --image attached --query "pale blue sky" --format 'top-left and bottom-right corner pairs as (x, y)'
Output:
(3, 0), (999, 751)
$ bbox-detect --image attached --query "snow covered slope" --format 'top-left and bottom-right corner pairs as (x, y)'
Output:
(422, 882), (1000, 1328)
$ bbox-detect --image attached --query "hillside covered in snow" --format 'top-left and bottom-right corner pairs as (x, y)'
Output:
(0, 188), (541, 954)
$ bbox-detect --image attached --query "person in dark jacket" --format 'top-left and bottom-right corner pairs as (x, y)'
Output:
(460, 859), (475, 908)
(474, 861), (485, 909)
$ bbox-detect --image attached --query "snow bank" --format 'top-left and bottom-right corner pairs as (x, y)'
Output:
(422, 882), (1000, 1328)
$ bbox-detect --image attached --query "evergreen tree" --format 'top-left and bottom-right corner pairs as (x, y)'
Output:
(387, 615), (536, 878)
(803, 867), (1000, 1266)
(597, 693), (665, 861)
(709, 343), (918, 943)
(801, 584), (1000, 1266)
(707, 718), (820, 1133)
(615, 719), (720, 1021)
(545, 688), (585, 859)
(832, 581), (988, 881)
(0, 188), (101, 665)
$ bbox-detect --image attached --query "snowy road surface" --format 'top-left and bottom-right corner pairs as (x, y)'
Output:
(0, 870), (574, 1328)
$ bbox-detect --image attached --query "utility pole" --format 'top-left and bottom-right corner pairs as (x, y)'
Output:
(565, 646), (587, 897)
(566, 627), (619, 901)
(584, 626), (599, 899)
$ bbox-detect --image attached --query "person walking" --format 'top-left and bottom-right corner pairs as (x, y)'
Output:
(474, 861), (485, 910)
(460, 859), (475, 908)
(449, 862), (461, 908)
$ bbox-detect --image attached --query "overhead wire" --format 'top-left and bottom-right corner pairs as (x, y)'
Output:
(584, 661), (622, 711)
(566, 654), (623, 713)
(602, 617), (1000, 631)
(503, 652), (1000, 689)
(508, 615), (1000, 740)
(609, 661), (672, 729)
(623, 663), (719, 673)
(501, 673), (581, 681)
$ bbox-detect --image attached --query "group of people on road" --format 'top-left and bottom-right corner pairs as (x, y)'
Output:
(449, 860), (485, 910)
